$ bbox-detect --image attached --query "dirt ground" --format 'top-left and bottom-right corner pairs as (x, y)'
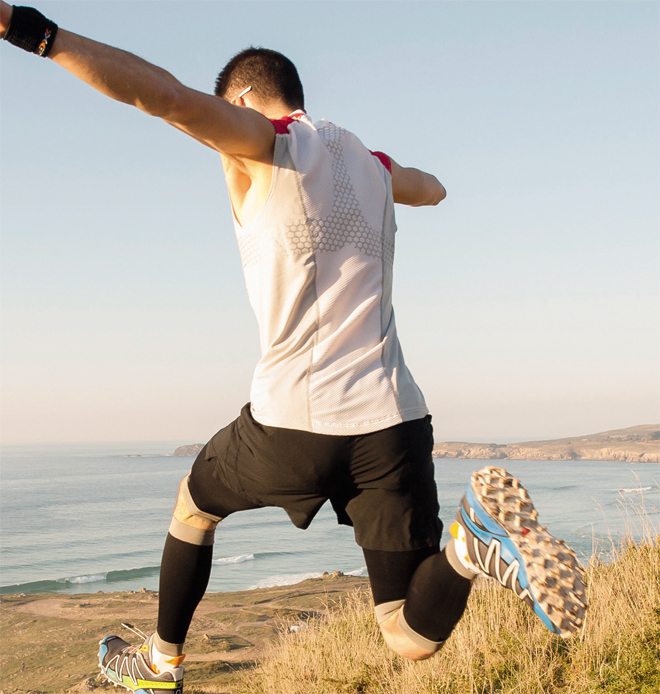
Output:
(0, 574), (369, 694)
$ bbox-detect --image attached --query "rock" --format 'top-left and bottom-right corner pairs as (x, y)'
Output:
(66, 676), (103, 692)
(288, 623), (308, 633)
(172, 444), (204, 457)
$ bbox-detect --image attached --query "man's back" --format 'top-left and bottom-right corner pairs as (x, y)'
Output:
(230, 113), (428, 433)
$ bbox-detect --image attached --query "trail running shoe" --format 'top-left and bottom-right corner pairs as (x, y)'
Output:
(450, 466), (587, 637)
(98, 624), (184, 693)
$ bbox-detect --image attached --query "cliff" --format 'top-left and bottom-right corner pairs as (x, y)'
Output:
(433, 424), (660, 463)
(172, 443), (204, 457)
(173, 425), (660, 463)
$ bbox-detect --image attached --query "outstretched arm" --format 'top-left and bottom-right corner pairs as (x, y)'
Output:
(0, 2), (274, 160)
(390, 159), (446, 206)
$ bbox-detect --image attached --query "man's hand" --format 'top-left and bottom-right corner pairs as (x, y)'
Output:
(0, 1), (13, 38)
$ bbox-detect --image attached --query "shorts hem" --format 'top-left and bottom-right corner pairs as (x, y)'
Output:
(354, 535), (442, 553)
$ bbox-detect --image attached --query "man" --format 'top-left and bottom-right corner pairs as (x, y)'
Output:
(1, 5), (587, 693)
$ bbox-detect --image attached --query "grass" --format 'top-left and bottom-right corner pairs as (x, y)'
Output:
(231, 534), (659, 694)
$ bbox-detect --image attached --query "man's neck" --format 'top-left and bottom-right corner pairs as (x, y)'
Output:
(253, 99), (300, 120)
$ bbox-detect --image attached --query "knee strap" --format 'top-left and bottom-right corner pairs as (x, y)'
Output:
(374, 599), (405, 625)
(169, 475), (222, 546)
(398, 609), (444, 653)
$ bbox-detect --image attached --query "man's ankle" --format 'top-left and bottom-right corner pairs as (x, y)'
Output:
(445, 529), (480, 580)
(150, 633), (185, 672)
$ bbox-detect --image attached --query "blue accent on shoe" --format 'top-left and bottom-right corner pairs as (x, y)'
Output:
(534, 597), (559, 632)
(465, 487), (508, 534)
(98, 640), (109, 660)
(462, 486), (527, 580)
(461, 485), (560, 635)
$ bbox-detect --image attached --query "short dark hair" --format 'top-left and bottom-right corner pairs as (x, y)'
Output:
(214, 47), (304, 110)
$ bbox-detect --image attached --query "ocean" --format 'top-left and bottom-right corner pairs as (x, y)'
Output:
(0, 443), (657, 595)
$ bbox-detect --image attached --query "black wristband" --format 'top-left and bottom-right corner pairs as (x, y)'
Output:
(4, 5), (58, 57)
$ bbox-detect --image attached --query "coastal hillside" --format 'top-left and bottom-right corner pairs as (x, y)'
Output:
(1, 539), (657, 693)
(237, 537), (659, 694)
(174, 424), (660, 463)
(432, 424), (660, 463)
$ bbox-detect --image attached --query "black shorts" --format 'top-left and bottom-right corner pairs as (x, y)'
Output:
(187, 404), (442, 551)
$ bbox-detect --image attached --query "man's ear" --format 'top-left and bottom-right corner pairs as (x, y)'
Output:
(233, 85), (253, 107)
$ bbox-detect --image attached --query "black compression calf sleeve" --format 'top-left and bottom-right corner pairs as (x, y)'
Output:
(402, 549), (472, 642)
(157, 533), (213, 647)
(363, 546), (439, 606)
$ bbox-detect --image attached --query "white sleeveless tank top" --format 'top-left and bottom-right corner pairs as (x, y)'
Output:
(233, 112), (428, 434)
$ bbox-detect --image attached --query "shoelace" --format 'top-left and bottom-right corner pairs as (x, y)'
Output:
(121, 622), (150, 641)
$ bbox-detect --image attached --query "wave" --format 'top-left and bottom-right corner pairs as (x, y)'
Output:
(105, 565), (161, 582)
(66, 573), (106, 584)
(211, 550), (298, 566)
(213, 553), (255, 565)
(618, 486), (653, 494)
(0, 551), (301, 595)
(249, 572), (324, 590)
(249, 566), (369, 590)
(345, 566), (368, 577)
(0, 565), (161, 595)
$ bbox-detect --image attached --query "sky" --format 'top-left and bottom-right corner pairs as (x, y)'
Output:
(1, 0), (659, 445)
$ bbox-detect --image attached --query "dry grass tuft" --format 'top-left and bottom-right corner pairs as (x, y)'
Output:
(235, 535), (659, 694)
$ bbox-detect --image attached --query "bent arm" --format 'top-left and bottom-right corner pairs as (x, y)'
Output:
(390, 158), (446, 206)
(0, 4), (274, 159)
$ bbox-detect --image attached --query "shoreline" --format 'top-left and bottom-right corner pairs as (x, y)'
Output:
(432, 423), (660, 463)
(432, 446), (659, 463)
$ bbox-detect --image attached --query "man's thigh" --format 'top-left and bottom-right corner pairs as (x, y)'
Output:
(187, 403), (349, 528)
(343, 415), (443, 552)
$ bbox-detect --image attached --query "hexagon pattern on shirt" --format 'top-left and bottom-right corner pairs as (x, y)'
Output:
(237, 123), (393, 267)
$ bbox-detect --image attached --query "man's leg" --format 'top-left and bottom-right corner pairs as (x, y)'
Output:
(344, 415), (460, 660)
(153, 460), (265, 655)
(152, 475), (221, 662)
(97, 474), (220, 689)
(99, 416), (264, 691)
(364, 547), (472, 661)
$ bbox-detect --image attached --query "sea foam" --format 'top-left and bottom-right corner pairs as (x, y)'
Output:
(63, 573), (107, 585)
(345, 566), (368, 577)
(212, 553), (255, 565)
(249, 566), (368, 590)
(250, 572), (324, 589)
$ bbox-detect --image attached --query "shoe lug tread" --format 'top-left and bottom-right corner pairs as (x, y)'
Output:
(470, 465), (588, 637)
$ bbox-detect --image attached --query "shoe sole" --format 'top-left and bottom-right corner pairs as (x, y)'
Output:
(469, 466), (587, 637)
